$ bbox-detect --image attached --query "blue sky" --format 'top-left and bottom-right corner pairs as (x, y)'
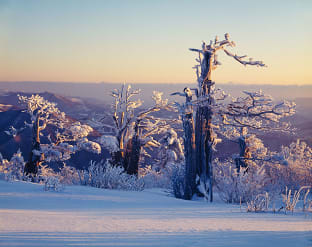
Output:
(0, 0), (311, 84)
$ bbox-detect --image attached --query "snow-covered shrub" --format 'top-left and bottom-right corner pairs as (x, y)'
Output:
(0, 158), (12, 181)
(37, 163), (79, 186)
(266, 140), (312, 192)
(58, 163), (80, 185)
(280, 186), (311, 213)
(38, 164), (56, 179)
(170, 163), (186, 199)
(44, 176), (64, 192)
(77, 169), (90, 185)
(0, 153), (4, 176)
(82, 160), (144, 191)
(0, 150), (25, 181)
(140, 165), (166, 188)
(247, 192), (270, 212)
(214, 159), (267, 203)
(303, 189), (312, 212)
(139, 162), (186, 189)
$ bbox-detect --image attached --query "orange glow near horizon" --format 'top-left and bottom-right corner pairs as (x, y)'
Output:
(0, 0), (311, 85)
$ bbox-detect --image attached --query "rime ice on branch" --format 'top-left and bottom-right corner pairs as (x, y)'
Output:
(18, 94), (101, 175)
(190, 33), (265, 89)
(174, 33), (267, 201)
(217, 90), (295, 170)
(99, 84), (177, 175)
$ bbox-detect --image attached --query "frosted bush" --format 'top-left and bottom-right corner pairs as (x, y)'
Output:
(44, 176), (64, 192)
(82, 160), (144, 191)
(77, 169), (90, 185)
(214, 159), (267, 203)
(170, 163), (186, 199)
(38, 164), (56, 180)
(139, 165), (171, 189)
(0, 150), (25, 181)
(266, 140), (312, 192)
(58, 163), (80, 185)
(279, 186), (311, 214)
(247, 192), (270, 212)
(37, 163), (80, 186)
(303, 189), (312, 212)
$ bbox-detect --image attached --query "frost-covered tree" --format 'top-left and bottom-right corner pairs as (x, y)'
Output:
(18, 94), (101, 175)
(218, 90), (295, 170)
(156, 128), (184, 169)
(174, 33), (266, 201)
(99, 84), (175, 175)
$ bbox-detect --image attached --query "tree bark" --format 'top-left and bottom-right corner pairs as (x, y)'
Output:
(183, 109), (196, 200)
(122, 122), (141, 175)
(195, 95), (214, 202)
(194, 49), (214, 201)
(125, 128), (141, 175)
(24, 115), (42, 176)
(235, 134), (251, 172)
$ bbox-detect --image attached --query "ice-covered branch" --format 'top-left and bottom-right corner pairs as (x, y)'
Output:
(189, 33), (266, 84)
(223, 49), (266, 67)
(17, 94), (101, 170)
(219, 90), (295, 131)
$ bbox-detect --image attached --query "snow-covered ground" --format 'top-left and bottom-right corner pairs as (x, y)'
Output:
(0, 180), (311, 247)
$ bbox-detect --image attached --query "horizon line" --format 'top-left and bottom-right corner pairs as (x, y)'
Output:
(0, 80), (311, 87)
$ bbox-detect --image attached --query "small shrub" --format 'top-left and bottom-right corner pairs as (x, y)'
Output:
(303, 189), (312, 212)
(0, 150), (25, 181)
(247, 192), (270, 212)
(170, 163), (186, 199)
(38, 164), (56, 182)
(139, 165), (168, 189)
(280, 186), (311, 213)
(267, 141), (312, 193)
(44, 176), (64, 192)
(81, 160), (144, 191)
(214, 159), (267, 203)
(58, 163), (80, 185)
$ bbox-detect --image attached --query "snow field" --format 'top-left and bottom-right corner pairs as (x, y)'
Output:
(0, 180), (311, 246)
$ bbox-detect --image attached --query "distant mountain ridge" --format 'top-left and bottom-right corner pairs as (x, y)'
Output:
(1, 81), (311, 106)
(0, 89), (311, 170)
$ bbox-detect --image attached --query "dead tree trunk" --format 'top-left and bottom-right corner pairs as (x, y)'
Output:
(195, 80), (214, 202)
(111, 132), (124, 168)
(235, 129), (252, 172)
(194, 50), (214, 202)
(182, 104), (196, 200)
(125, 121), (141, 175)
(112, 121), (141, 176)
(186, 34), (267, 201)
(24, 115), (42, 176)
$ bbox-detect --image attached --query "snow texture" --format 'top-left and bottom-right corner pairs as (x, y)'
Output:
(0, 180), (311, 247)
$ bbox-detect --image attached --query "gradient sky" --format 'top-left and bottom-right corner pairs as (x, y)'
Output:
(0, 0), (311, 85)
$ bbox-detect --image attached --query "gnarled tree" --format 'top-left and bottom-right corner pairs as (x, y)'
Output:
(174, 33), (266, 201)
(18, 94), (101, 176)
(100, 84), (175, 175)
(218, 90), (295, 170)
